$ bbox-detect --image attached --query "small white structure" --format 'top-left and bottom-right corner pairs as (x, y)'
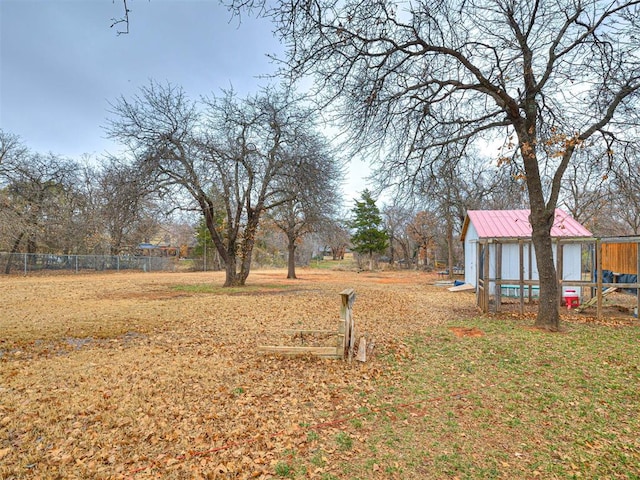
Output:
(460, 210), (592, 307)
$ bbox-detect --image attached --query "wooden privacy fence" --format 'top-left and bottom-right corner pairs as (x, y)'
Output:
(258, 289), (368, 361)
(601, 242), (638, 274)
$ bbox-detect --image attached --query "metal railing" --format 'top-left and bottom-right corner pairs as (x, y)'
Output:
(0, 252), (172, 275)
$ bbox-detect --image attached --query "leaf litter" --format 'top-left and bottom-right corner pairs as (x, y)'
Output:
(0, 268), (638, 478)
(0, 269), (444, 478)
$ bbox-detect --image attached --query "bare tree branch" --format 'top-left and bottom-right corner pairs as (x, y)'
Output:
(111, 0), (130, 35)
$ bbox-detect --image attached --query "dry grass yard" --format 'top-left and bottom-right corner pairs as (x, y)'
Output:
(1, 268), (639, 479)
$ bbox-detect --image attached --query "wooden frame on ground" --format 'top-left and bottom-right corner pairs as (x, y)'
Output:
(257, 289), (357, 360)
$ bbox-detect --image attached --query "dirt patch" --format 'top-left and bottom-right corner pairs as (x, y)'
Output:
(448, 326), (485, 337)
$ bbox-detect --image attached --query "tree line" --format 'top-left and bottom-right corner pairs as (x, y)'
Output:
(0, 131), (168, 266)
(0, 85), (344, 285)
(351, 148), (640, 274)
(3, 109), (638, 281)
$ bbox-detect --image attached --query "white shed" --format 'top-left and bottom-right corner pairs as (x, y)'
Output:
(460, 209), (592, 299)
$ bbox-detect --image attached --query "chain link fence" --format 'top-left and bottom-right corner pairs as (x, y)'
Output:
(0, 253), (172, 275)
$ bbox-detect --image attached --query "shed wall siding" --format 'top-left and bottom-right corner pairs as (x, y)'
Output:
(464, 223), (479, 286)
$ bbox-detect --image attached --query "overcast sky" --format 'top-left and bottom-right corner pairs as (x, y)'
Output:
(0, 0), (369, 203)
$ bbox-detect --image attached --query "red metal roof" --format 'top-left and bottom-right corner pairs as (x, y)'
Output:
(464, 209), (592, 239)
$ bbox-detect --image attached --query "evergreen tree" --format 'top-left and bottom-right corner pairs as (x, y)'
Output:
(349, 190), (389, 270)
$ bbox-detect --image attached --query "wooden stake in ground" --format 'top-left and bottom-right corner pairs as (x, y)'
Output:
(339, 288), (356, 361)
(356, 337), (367, 362)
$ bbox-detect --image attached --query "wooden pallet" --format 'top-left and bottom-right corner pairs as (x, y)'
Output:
(258, 289), (356, 360)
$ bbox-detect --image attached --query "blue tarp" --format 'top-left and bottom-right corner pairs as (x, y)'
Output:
(600, 270), (638, 294)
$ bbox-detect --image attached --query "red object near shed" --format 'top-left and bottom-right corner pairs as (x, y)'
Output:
(564, 289), (580, 309)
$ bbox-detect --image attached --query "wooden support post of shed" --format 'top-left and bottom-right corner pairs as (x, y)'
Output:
(483, 242), (490, 313)
(339, 288), (356, 361)
(596, 239), (603, 320)
(591, 242), (597, 301)
(477, 242), (485, 312)
(637, 240), (640, 320)
(476, 242), (483, 312)
(495, 242), (503, 313)
(519, 239), (525, 315)
(528, 242), (533, 303)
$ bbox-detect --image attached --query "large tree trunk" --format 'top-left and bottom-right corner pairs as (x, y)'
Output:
(110, 229), (124, 256)
(239, 253), (251, 285)
(222, 244), (252, 287)
(287, 238), (297, 279)
(222, 247), (250, 286)
(201, 197), (250, 287)
(529, 197), (560, 330)
(233, 212), (261, 287)
(519, 110), (561, 330)
(223, 255), (242, 287)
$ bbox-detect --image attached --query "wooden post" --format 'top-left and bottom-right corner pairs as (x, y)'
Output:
(519, 239), (525, 314)
(356, 337), (367, 362)
(339, 288), (356, 361)
(477, 242), (485, 312)
(636, 240), (640, 320)
(476, 242), (483, 311)
(496, 242), (502, 310)
(528, 241), (533, 303)
(596, 239), (602, 320)
(483, 241), (490, 313)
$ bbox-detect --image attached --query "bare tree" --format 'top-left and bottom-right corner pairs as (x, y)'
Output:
(407, 210), (440, 270)
(268, 132), (342, 279)
(318, 219), (351, 261)
(233, 0), (640, 330)
(559, 150), (612, 231)
(107, 82), (329, 286)
(0, 139), (105, 258)
(0, 131), (26, 166)
(382, 203), (417, 268)
(610, 146), (640, 234)
(0, 131), (27, 254)
(0, 150), (79, 272)
(94, 157), (160, 254)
